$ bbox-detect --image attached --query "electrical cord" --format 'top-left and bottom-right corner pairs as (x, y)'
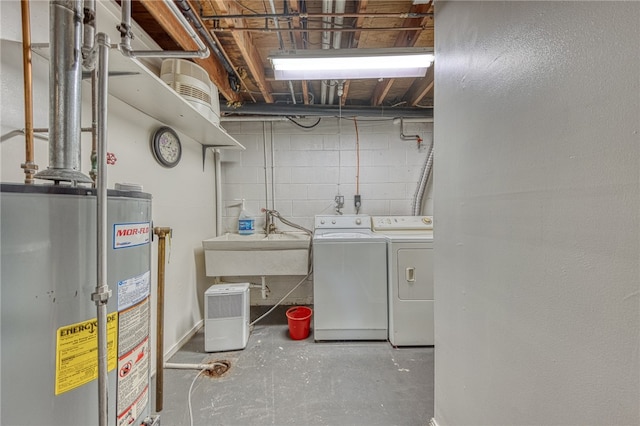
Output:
(286, 116), (322, 129)
(188, 369), (206, 426)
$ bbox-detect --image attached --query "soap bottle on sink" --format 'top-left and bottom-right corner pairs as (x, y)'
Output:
(237, 199), (255, 235)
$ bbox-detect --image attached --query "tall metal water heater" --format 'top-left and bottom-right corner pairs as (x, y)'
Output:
(1, 183), (153, 426)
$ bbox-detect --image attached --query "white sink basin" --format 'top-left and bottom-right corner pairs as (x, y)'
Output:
(202, 232), (310, 276)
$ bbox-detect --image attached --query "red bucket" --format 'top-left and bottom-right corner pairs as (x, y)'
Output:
(285, 306), (312, 340)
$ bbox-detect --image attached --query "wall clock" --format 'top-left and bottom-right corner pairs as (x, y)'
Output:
(151, 126), (182, 168)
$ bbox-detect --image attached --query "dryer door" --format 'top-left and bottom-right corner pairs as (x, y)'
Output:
(397, 247), (433, 300)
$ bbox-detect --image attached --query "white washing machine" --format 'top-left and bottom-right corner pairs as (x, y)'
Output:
(313, 215), (388, 341)
(372, 216), (434, 346)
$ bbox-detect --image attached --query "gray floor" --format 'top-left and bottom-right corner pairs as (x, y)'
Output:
(158, 308), (434, 426)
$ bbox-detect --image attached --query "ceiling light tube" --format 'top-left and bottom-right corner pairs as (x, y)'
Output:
(270, 48), (434, 80)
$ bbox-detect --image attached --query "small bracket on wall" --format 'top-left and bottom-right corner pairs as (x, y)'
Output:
(202, 144), (226, 171)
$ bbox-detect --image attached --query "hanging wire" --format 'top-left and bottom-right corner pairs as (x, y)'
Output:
(287, 116), (321, 129)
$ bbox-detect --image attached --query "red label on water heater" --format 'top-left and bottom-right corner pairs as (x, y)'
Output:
(113, 222), (150, 249)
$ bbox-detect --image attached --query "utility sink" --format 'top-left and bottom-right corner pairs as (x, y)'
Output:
(203, 232), (310, 277)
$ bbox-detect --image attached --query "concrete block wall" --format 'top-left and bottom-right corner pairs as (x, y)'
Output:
(220, 118), (434, 234)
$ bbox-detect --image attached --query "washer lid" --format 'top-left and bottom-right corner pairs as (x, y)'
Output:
(313, 228), (386, 242)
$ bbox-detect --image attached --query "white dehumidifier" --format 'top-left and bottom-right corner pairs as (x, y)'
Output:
(204, 283), (250, 352)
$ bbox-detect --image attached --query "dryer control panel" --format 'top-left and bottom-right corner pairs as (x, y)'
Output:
(372, 216), (433, 231)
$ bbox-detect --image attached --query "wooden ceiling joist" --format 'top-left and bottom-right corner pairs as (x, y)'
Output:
(212, 0), (274, 103)
(407, 65), (434, 107)
(138, 0), (241, 103)
(340, 0), (369, 106)
(370, 1), (433, 107)
(287, 0), (309, 104)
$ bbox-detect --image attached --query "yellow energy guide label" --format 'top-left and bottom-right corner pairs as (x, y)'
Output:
(55, 312), (118, 395)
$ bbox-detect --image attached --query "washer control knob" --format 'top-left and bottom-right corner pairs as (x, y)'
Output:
(355, 218), (362, 225)
(320, 219), (325, 225)
(331, 219), (336, 224)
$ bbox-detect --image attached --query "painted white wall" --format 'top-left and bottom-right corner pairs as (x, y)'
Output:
(1, 1), (214, 368)
(434, 2), (640, 425)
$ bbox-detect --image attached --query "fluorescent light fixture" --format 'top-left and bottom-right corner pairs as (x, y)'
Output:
(269, 48), (434, 80)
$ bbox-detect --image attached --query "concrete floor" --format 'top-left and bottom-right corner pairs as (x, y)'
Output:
(158, 307), (434, 426)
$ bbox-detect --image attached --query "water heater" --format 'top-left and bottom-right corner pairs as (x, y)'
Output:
(204, 283), (250, 352)
(1, 183), (153, 425)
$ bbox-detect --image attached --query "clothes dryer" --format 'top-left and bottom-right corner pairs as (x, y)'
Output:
(372, 216), (434, 346)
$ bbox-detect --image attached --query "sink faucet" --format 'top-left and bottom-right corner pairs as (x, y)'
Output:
(262, 208), (277, 234)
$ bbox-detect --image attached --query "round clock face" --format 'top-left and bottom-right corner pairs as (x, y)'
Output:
(151, 127), (182, 168)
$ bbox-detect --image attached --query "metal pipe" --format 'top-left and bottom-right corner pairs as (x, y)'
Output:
(266, 0), (296, 105)
(153, 227), (172, 412)
(174, 0), (240, 88)
(202, 12), (433, 20)
(118, 0), (209, 59)
(214, 150), (223, 236)
(91, 32), (111, 426)
(82, 0), (96, 69)
(35, 0), (92, 184)
(164, 362), (226, 370)
(328, 0), (345, 105)
(90, 69), (98, 185)
(269, 123), (276, 212)
(20, 0), (38, 184)
(320, 0), (331, 105)
(210, 26), (430, 33)
(412, 137), (434, 216)
(263, 122), (270, 222)
(221, 104), (433, 118)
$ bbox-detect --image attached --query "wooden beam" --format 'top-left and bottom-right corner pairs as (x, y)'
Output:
(288, 0), (309, 104)
(370, 1), (432, 106)
(213, 0), (274, 103)
(340, 0), (369, 106)
(406, 65), (434, 106)
(138, 0), (241, 103)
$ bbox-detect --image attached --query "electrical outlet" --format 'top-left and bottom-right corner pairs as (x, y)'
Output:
(354, 194), (361, 208)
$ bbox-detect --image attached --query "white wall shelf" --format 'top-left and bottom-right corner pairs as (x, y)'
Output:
(32, 44), (245, 151)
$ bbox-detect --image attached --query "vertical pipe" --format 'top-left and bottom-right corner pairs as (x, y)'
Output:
(153, 227), (172, 412)
(214, 150), (223, 236)
(20, 0), (37, 184)
(50, 0), (81, 173)
(320, 0), (331, 104)
(263, 122), (270, 216)
(82, 0), (96, 69)
(93, 32), (111, 426)
(269, 123), (276, 211)
(328, 0), (345, 105)
(36, 0), (92, 184)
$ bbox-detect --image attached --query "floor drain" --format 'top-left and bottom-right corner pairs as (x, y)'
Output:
(203, 360), (231, 378)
